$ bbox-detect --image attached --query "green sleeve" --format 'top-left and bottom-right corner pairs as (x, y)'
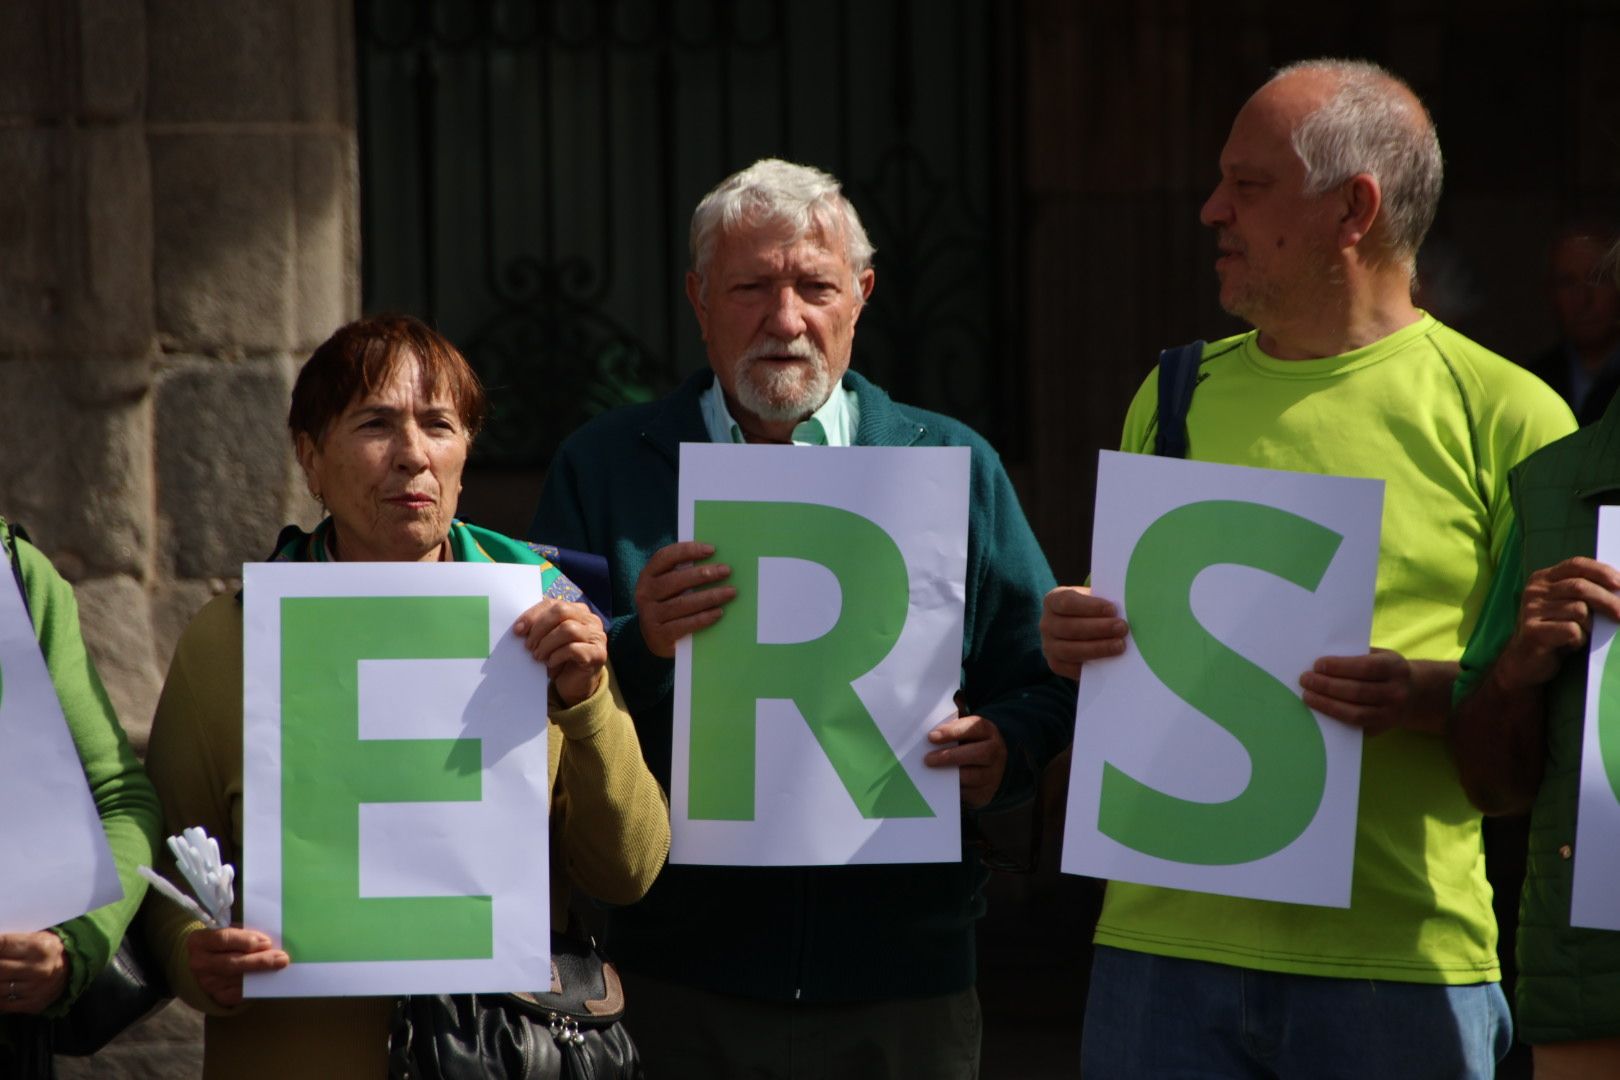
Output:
(1453, 517), (1526, 707)
(15, 539), (162, 1014)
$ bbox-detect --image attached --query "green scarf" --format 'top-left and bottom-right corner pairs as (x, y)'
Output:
(269, 518), (583, 604)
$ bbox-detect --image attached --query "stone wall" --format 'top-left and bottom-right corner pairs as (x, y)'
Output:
(1, 0), (356, 734)
(1, 2), (357, 1074)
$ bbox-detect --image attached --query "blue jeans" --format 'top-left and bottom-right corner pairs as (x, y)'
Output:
(1081, 946), (1511, 1079)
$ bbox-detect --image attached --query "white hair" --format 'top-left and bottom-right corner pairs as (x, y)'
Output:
(689, 158), (875, 291)
(1275, 59), (1443, 268)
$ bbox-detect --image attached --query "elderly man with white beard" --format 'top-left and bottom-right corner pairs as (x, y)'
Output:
(531, 158), (1073, 1078)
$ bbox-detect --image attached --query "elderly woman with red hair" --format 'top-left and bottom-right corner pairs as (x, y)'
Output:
(141, 315), (669, 1078)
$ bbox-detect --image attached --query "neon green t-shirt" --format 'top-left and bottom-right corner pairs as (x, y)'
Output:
(1094, 314), (1575, 984)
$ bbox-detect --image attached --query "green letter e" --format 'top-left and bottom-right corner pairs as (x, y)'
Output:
(280, 596), (492, 962)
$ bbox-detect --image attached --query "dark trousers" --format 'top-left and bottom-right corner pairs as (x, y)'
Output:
(619, 970), (981, 1080)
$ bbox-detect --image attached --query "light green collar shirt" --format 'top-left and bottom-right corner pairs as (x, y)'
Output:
(698, 377), (860, 446)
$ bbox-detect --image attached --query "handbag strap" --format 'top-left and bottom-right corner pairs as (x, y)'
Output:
(1152, 341), (1206, 459)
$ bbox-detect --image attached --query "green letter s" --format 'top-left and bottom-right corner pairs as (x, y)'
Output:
(1104, 500), (1342, 865)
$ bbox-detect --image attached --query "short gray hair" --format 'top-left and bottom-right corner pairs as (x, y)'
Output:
(689, 158), (875, 290)
(1275, 59), (1443, 268)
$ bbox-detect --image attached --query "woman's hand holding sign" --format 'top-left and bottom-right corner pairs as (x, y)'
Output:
(513, 599), (609, 706)
(0, 931), (69, 1014)
(186, 927), (289, 1008)
(1494, 557), (1620, 691)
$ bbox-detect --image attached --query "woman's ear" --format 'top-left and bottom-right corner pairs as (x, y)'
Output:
(295, 431), (321, 502)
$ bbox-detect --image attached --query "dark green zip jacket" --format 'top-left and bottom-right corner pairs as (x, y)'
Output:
(531, 369), (1075, 1002)
(1508, 394), (1620, 1042)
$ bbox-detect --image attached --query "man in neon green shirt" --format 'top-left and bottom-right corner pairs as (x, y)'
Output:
(1041, 58), (1574, 1077)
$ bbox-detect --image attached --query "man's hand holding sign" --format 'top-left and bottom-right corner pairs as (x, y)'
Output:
(1453, 556), (1620, 819)
(1044, 593), (1452, 738)
(922, 707), (1008, 811)
(1040, 587), (1128, 678)
(634, 540), (736, 659)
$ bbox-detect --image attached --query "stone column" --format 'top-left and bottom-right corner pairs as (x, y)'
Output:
(0, 1), (163, 738)
(147, 0), (358, 689)
(1, 0), (356, 741)
(1, 2), (357, 1075)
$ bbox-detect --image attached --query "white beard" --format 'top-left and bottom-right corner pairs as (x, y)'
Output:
(731, 335), (832, 423)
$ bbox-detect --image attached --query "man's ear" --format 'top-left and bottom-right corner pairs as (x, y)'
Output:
(850, 268), (876, 327)
(1338, 173), (1382, 251)
(685, 271), (710, 342)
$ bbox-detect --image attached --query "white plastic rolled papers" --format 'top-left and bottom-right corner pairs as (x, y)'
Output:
(1063, 451), (1383, 908)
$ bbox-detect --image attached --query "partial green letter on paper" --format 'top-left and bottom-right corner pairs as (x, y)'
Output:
(1103, 500), (1342, 865)
(280, 596), (492, 962)
(688, 501), (933, 822)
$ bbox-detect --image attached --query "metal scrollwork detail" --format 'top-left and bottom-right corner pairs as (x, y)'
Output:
(359, 0), (1014, 467)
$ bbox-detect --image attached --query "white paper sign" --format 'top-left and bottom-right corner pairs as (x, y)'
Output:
(1062, 451), (1383, 907)
(0, 563), (121, 932)
(672, 444), (970, 866)
(243, 562), (553, 997)
(1572, 506), (1620, 930)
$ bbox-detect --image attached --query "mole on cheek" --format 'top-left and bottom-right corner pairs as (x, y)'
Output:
(1276, 237), (1286, 249)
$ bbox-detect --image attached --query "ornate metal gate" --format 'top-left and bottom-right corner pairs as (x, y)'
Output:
(358, 0), (1019, 467)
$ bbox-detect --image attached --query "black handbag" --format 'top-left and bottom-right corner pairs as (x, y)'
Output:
(0, 933), (173, 1080)
(49, 932), (171, 1056)
(386, 932), (642, 1080)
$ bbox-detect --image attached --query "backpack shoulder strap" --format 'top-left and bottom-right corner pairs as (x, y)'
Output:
(1152, 340), (1207, 459)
